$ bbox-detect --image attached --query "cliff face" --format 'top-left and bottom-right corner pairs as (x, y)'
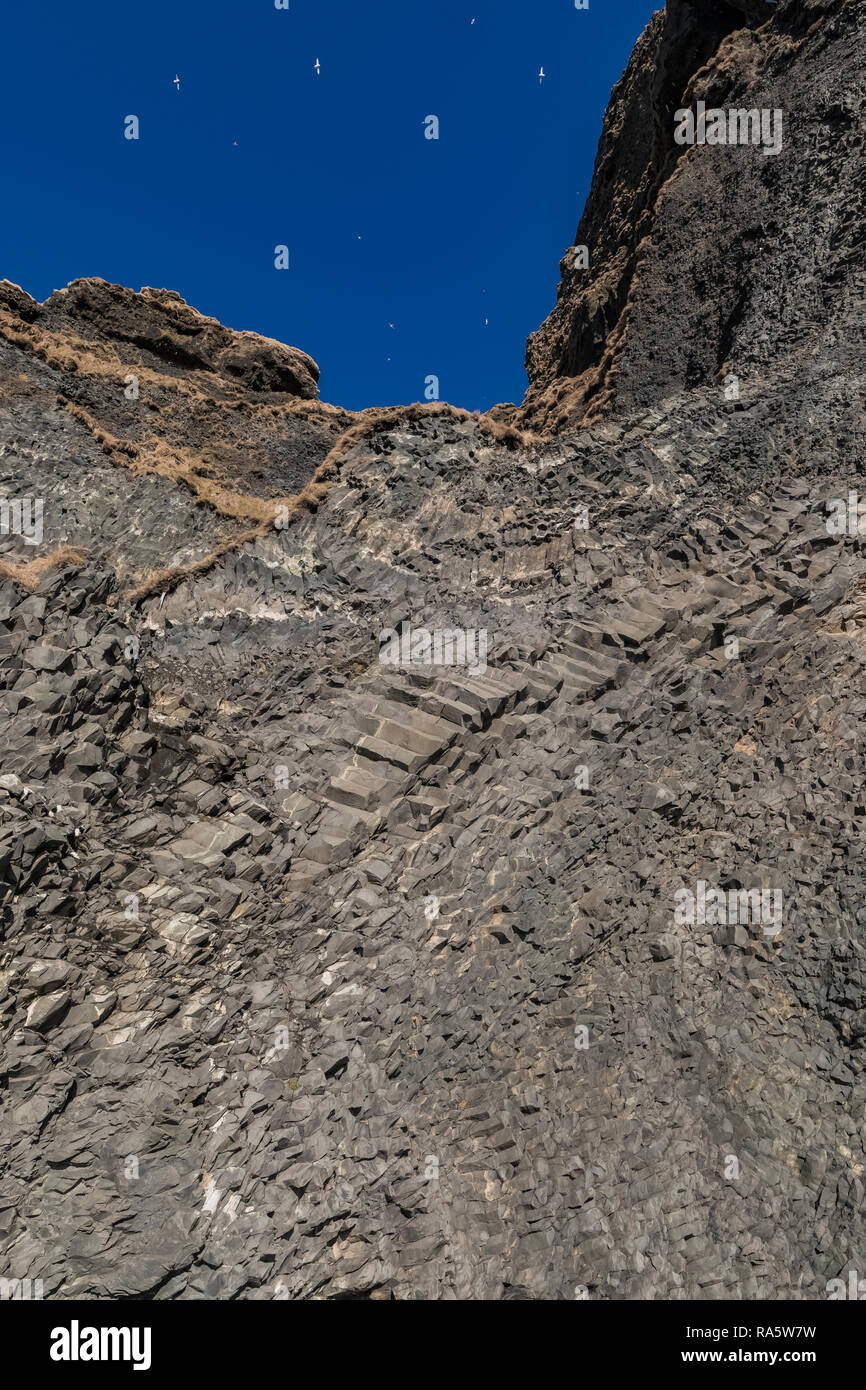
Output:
(0, 0), (865, 1302)
(0, 277), (358, 583)
(4, 277), (321, 397)
(522, 0), (864, 430)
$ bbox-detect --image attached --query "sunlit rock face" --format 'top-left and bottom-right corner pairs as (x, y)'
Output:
(522, 0), (863, 434)
(0, 0), (864, 1302)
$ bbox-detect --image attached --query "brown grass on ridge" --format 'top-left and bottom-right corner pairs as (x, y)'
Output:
(0, 308), (355, 430)
(0, 547), (88, 592)
(124, 403), (539, 604)
(1, 312), (542, 604)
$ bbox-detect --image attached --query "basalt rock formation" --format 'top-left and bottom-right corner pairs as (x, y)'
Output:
(522, 0), (864, 432)
(0, 0), (864, 1301)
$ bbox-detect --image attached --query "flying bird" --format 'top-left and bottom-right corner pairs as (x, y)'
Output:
(538, 67), (545, 84)
(314, 58), (321, 76)
(173, 74), (180, 91)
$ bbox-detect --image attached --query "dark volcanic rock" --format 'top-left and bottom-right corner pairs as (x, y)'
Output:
(0, 278), (356, 584)
(0, 0), (864, 1304)
(522, 0), (864, 431)
(44, 279), (321, 398)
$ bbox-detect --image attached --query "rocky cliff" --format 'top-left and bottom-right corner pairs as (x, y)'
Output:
(522, 0), (864, 431)
(0, 0), (864, 1301)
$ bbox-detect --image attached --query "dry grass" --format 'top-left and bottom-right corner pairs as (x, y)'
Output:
(2, 306), (542, 605)
(61, 403), (298, 524)
(0, 312), (87, 376)
(123, 405), (539, 604)
(0, 307), (354, 429)
(0, 546), (88, 592)
(125, 465), (342, 603)
(63, 400), (138, 459)
(139, 439), (287, 523)
(1, 303), (538, 446)
(311, 401), (537, 482)
(125, 529), (264, 603)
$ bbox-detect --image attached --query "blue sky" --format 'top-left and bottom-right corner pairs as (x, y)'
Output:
(2, 0), (657, 412)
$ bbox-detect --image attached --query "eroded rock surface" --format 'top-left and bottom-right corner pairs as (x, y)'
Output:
(0, 0), (864, 1302)
(522, 0), (864, 431)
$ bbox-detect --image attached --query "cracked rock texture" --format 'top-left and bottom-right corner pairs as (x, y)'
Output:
(0, 0), (864, 1300)
(522, 0), (864, 432)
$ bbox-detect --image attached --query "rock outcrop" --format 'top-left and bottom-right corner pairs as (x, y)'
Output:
(522, 0), (864, 431)
(8, 277), (321, 398)
(0, 0), (864, 1302)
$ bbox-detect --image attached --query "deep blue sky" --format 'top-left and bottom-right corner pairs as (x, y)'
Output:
(2, 0), (657, 413)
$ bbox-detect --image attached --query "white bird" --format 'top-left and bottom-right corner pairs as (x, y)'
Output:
(539, 67), (545, 84)
(314, 58), (321, 76)
(174, 74), (180, 91)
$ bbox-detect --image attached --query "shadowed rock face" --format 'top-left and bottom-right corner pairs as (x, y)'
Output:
(521, 0), (863, 431)
(0, 0), (865, 1303)
(42, 278), (321, 398)
(0, 278), (356, 582)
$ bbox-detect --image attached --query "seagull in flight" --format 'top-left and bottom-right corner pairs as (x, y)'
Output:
(538, 67), (545, 84)
(173, 74), (180, 91)
(314, 58), (321, 76)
